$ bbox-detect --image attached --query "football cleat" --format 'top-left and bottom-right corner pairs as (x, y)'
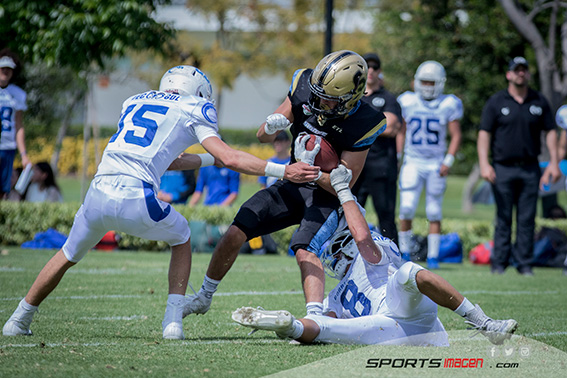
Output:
(182, 294), (211, 317)
(464, 305), (518, 345)
(232, 307), (294, 337)
(162, 322), (185, 340)
(3, 317), (33, 336)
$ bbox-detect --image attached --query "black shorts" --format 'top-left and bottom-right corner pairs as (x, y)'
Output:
(233, 180), (341, 255)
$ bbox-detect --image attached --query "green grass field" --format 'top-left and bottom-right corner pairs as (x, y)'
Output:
(1, 249), (566, 377)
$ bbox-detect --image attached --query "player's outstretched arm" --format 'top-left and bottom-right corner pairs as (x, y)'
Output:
(168, 152), (221, 171)
(330, 165), (381, 264)
(201, 136), (319, 183)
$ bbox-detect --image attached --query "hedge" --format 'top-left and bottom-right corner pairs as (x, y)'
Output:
(3, 201), (567, 258)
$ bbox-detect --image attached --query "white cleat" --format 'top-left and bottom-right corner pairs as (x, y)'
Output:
(162, 322), (185, 340)
(465, 305), (518, 345)
(3, 318), (33, 336)
(232, 307), (294, 337)
(182, 294), (211, 317)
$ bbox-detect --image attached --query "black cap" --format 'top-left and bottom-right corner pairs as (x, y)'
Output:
(363, 53), (381, 69)
(274, 131), (290, 142)
(508, 56), (529, 71)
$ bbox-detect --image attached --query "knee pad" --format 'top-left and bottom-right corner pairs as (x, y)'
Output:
(395, 262), (424, 293)
(399, 202), (416, 220)
(425, 199), (442, 222)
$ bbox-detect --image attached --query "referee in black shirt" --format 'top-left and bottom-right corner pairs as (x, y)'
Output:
(478, 56), (561, 276)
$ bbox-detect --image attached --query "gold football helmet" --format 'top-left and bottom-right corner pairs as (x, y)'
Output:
(308, 50), (368, 123)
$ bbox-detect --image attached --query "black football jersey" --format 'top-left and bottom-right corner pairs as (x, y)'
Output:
(287, 68), (386, 163)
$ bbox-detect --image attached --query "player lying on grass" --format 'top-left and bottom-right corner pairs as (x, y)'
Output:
(2, 66), (319, 341)
(232, 165), (518, 346)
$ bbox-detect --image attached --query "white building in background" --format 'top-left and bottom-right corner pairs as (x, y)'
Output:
(90, 1), (374, 129)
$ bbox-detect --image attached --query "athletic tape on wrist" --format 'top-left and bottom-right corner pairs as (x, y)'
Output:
(198, 153), (215, 167)
(337, 188), (355, 205)
(442, 154), (455, 168)
(265, 161), (286, 178)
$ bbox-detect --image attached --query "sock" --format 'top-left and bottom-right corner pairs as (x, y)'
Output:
(398, 230), (414, 254)
(289, 319), (304, 339)
(198, 275), (220, 299)
(427, 233), (440, 259)
(163, 294), (185, 326)
(454, 298), (475, 317)
(19, 298), (38, 313)
(306, 302), (323, 316)
(167, 294), (185, 307)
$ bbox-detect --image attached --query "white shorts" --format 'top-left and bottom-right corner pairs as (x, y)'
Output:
(399, 156), (446, 221)
(62, 175), (190, 263)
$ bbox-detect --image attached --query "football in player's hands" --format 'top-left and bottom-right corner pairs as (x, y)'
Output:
(304, 134), (339, 173)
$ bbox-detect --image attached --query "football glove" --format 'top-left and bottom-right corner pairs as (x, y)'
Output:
(330, 164), (354, 204)
(294, 132), (320, 166)
(264, 113), (291, 135)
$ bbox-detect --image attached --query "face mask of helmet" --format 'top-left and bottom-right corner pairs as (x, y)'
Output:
(159, 65), (214, 102)
(414, 61), (446, 100)
(321, 229), (359, 280)
(308, 50), (367, 125)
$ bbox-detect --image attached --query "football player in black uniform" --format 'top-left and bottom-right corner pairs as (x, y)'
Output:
(183, 50), (387, 317)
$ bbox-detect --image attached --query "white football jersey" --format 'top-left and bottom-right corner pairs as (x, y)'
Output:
(557, 105), (567, 130)
(96, 91), (219, 189)
(397, 92), (463, 160)
(324, 240), (403, 319)
(0, 84), (27, 150)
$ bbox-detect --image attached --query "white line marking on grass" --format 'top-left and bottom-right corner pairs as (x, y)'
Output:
(216, 291), (301, 296)
(0, 267), (24, 272)
(527, 331), (567, 337)
(80, 315), (149, 321)
(0, 338), (285, 349)
(461, 290), (559, 295)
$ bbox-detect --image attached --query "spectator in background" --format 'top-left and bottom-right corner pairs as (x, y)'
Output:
(189, 165), (240, 207)
(556, 104), (567, 183)
(478, 57), (560, 276)
(258, 131), (291, 189)
(397, 61), (463, 269)
(351, 52), (402, 244)
(157, 169), (196, 204)
(23, 162), (63, 203)
(6, 166), (23, 201)
(0, 48), (31, 199)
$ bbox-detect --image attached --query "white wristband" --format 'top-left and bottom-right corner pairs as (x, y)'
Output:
(198, 153), (215, 167)
(442, 154), (455, 168)
(265, 162), (286, 178)
(337, 189), (355, 205)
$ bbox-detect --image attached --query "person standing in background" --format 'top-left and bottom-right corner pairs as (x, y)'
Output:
(478, 57), (560, 276)
(351, 53), (402, 244)
(0, 48), (31, 199)
(189, 165), (240, 207)
(258, 131), (291, 189)
(397, 61), (463, 269)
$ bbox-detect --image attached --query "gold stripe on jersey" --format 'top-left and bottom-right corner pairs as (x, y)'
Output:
(290, 69), (308, 96)
(355, 117), (387, 145)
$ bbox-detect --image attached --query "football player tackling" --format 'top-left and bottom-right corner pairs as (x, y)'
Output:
(3, 66), (319, 340)
(232, 165), (518, 346)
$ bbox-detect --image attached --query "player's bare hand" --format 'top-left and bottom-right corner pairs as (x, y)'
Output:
(284, 162), (321, 183)
(479, 163), (496, 183)
(439, 164), (450, 177)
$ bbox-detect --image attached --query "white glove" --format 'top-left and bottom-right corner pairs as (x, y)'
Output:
(294, 132), (320, 166)
(264, 113), (291, 135)
(330, 164), (355, 204)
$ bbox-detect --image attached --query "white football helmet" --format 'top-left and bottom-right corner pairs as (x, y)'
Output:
(308, 50), (367, 123)
(414, 60), (446, 100)
(159, 65), (213, 101)
(321, 229), (359, 280)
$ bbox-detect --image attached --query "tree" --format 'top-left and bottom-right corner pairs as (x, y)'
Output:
(498, 0), (567, 110)
(0, 1), (175, 188)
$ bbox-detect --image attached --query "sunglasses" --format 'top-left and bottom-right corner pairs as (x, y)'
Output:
(367, 63), (380, 70)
